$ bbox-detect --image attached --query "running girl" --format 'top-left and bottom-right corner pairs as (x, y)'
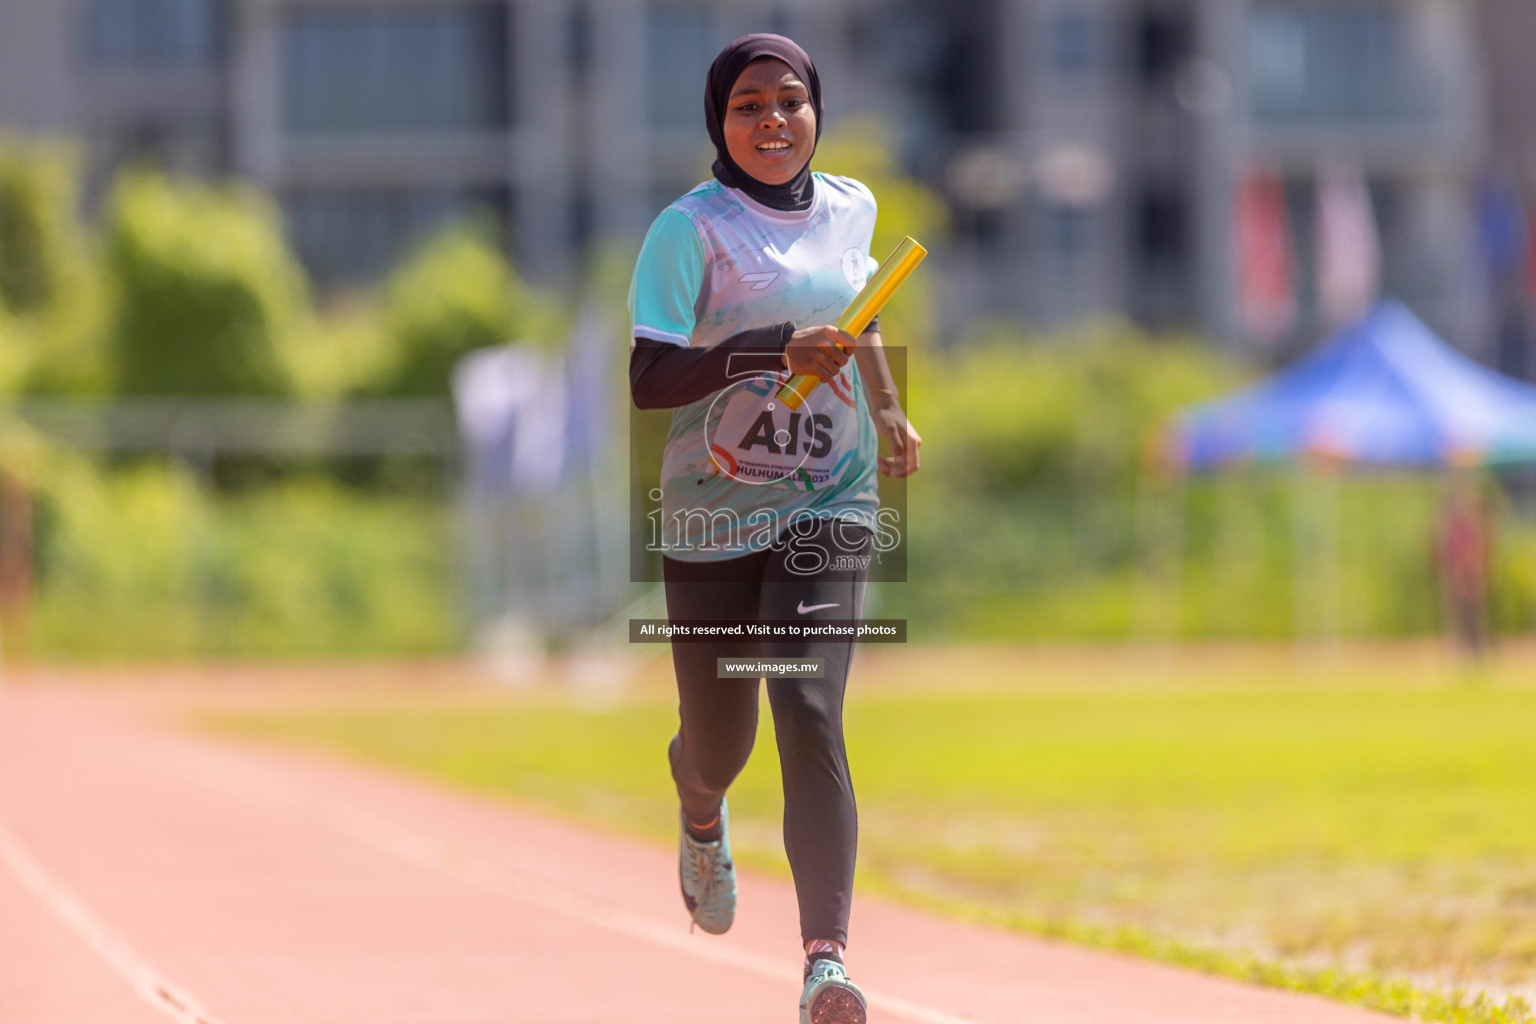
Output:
(628, 32), (920, 1024)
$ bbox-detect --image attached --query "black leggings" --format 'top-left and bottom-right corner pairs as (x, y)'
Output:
(662, 519), (872, 946)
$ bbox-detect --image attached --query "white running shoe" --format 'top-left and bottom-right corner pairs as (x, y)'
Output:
(800, 955), (868, 1024)
(678, 798), (736, 935)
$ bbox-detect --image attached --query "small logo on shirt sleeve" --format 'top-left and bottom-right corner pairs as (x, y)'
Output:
(842, 247), (870, 290)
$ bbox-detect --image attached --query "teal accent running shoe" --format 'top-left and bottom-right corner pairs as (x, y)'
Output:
(678, 798), (736, 934)
(800, 955), (868, 1024)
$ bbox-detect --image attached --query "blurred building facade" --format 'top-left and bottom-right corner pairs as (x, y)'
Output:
(0, 0), (865, 286)
(0, 0), (1522, 361)
(1472, 0), (1536, 380)
(900, 0), (1488, 355)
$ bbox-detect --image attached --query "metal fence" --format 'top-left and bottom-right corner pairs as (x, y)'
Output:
(0, 398), (633, 662)
(6, 398), (459, 459)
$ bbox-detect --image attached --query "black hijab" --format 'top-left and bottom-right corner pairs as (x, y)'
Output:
(704, 34), (823, 212)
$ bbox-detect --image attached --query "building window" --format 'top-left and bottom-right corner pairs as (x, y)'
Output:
(1041, 204), (1094, 269)
(570, 188), (595, 252)
(1247, 2), (1439, 124)
(1135, 186), (1189, 271)
(567, 3), (591, 73)
(286, 187), (510, 284)
(107, 116), (226, 178)
(1049, 12), (1094, 75)
(1035, 5), (1104, 88)
(957, 206), (1011, 256)
(646, 5), (714, 129)
(284, 5), (509, 135)
(936, 0), (1003, 132)
(1132, 185), (1192, 323)
(83, 0), (225, 67)
(1135, 9), (1192, 89)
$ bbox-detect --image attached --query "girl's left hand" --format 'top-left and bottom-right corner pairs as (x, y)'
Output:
(872, 406), (921, 477)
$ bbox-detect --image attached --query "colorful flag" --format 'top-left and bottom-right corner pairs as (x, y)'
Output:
(1316, 163), (1381, 328)
(1236, 167), (1296, 345)
(560, 306), (612, 476)
(452, 345), (568, 496)
(1476, 175), (1527, 284)
(1528, 211), (1536, 301)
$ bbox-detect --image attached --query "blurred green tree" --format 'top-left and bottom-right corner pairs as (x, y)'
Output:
(365, 222), (559, 397)
(921, 319), (1236, 497)
(0, 136), (108, 396)
(279, 293), (390, 401)
(0, 135), (76, 316)
(105, 169), (304, 396)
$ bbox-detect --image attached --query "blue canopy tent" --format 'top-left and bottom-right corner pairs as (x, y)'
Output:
(1164, 300), (1536, 471)
(1145, 300), (1536, 646)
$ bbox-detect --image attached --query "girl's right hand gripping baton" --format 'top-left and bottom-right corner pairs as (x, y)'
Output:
(776, 236), (927, 410)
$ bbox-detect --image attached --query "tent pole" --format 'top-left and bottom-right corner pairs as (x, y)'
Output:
(1165, 472), (1188, 647)
(1132, 459), (1187, 646)
(1291, 466), (1307, 643)
(1290, 461), (1342, 649)
(1321, 462), (1342, 646)
(1131, 466), (1152, 642)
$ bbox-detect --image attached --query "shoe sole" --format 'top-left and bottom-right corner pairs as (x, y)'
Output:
(808, 986), (867, 1024)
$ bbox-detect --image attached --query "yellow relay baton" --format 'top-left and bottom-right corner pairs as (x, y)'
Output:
(776, 236), (927, 410)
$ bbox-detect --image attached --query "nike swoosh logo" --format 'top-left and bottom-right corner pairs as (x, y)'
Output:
(796, 601), (839, 614)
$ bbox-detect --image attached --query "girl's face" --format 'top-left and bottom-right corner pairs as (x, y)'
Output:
(722, 58), (816, 186)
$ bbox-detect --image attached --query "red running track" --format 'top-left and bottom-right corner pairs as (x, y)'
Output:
(0, 683), (1401, 1024)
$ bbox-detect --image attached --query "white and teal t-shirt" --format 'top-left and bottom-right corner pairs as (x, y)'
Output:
(628, 172), (881, 562)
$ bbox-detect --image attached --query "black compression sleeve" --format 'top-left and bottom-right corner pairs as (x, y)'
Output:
(629, 322), (795, 410)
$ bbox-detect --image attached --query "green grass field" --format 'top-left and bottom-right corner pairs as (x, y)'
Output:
(202, 645), (1536, 1023)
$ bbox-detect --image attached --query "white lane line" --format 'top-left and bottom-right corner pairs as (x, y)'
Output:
(152, 740), (985, 1024)
(0, 820), (228, 1024)
(328, 805), (982, 1024)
